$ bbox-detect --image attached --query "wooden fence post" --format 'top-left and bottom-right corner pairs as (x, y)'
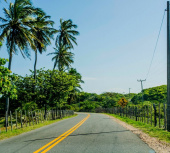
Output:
(147, 105), (149, 124)
(20, 110), (23, 128)
(6, 111), (8, 132)
(159, 102), (161, 128)
(31, 111), (34, 125)
(153, 104), (157, 127)
(28, 111), (31, 126)
(164, 103), (167, 130)
(10, 111), (12, 131)
(151, 105), (152, 126)
(16, 110), (18, 129)
(25, 110), (27, 127)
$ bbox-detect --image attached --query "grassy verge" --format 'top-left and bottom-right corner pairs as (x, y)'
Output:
(0, 114), (77, 140)
(105, 113), (170, 143)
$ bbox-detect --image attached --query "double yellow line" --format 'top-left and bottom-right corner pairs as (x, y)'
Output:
(33, 114), (90, 153)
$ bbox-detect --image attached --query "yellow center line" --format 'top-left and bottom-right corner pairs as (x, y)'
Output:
(33, 114), (90, 153)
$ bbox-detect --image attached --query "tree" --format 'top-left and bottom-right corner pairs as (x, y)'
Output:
(0, 0), (42, 126)
(0, 58), (17, 99)
(48, 44), (74, 71)
(56, 18), (79, 49)
(30, 14), (56, 81)
(0, 58), (17, 126)
(0, 0), (42, 70)
(0, 42), (2, 46)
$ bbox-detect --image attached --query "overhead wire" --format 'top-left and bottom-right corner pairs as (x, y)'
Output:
(145, 10), (166, 80)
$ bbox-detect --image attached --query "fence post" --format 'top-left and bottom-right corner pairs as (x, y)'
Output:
(164, 103), (167, 130)
(159, 102), (161, 128)
(135, 107), (137, 121)
(151, 105), (152, 126)
(31, 111), (34, 125)
(10, 111), (12, 131)
(21, 110), (23, 128)
(16, 110), (18, 129)
(28, 111), (31, 126)
(153, 104), (157, 127)
(147, 105), (149, 124)
(5, 111), (8, 132)
(25, 110), (27, 127)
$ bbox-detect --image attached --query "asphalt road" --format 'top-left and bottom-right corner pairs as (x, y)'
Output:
(0, 113), (155, 153)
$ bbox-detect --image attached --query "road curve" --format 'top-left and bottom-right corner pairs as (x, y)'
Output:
(0, 113), (155, 153)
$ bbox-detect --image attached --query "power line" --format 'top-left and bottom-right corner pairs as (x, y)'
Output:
(145, 10), (166, 80)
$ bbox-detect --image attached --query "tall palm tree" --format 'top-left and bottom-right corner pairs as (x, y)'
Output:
(0, 0), (42, 70)
(30, 15), (56, 81)
(0, 0), (41, 126)
(56, 18), (79, 49)
(48, 44), (74, 71)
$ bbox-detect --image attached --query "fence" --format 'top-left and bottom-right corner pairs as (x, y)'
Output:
(96, 103), (167, 130)
(0, 109), (74, 133)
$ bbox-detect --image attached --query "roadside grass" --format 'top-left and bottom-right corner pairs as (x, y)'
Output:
(105, 113), (170, 143)
(0, 114), (77, 140)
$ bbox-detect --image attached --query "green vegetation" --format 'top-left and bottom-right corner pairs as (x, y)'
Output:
(106, 113), (170, 143)
(0, 0), (80, 120)
(0, 114), (77, 140)
(0, 58), (17, 99)
(131, 85), (167, 104)
(70, 92), (136, 112)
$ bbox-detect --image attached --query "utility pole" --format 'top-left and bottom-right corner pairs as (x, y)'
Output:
(129, 88), (131, 101)
(137, 79), (146, 105)
(167, 1), (170, 131)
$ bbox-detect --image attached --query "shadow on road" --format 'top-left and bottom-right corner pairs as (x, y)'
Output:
(24, 130), (130, 142)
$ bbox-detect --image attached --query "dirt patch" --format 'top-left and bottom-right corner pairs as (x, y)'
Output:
(107, 115), (170, 153)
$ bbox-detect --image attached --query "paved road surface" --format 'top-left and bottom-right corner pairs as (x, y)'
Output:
(0, 113), (155, 153)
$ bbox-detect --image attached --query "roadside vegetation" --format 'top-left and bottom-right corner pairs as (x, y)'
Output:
(106, 113), (170, 143)
(0, 114), (77, 140)
(0, 0), (80, 131)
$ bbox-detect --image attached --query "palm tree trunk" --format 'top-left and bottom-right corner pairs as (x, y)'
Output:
(34, 51), (37, 81)
(5, 51), (12, 127)
(33, 51), (37, 93)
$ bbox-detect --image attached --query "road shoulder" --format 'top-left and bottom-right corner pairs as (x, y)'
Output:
(106, 114), (170, 153)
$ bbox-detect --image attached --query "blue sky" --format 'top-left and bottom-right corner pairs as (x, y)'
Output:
(0, 0), (168, 94)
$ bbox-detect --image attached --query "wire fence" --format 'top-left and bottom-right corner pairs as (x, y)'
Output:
(0, 109), (74, 133)
(96, 103), (167, 130)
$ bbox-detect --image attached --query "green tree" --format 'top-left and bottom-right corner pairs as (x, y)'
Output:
(56, 19), (79, 48)
(48, 44), (74, 71)
(0, 58), (17, 99)
(0, 58), (17, 125)
(30, 14), (56, 81)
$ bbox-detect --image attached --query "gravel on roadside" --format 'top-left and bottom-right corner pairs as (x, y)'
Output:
(107, 115), (170, 153)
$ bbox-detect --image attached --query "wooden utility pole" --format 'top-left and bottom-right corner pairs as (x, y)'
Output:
(167, 1), (170, 131)
(137, 79), (146, 105)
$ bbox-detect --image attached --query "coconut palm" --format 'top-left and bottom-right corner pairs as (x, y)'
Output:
(48, 44), (74, 71)
(56, 18), (79, 49)
(30, 15), (56, 80)
(0, 0), (42, 70)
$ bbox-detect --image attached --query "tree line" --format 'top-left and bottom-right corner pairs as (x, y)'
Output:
(0, 0), (81, 122)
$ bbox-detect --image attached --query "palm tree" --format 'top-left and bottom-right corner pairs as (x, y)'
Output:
(56, 18), (79, 49)
(30, 15), (56, 81)
(48, 44), (74, 71)
(0, 0), (42, 70)
(0, 0), (41, 126)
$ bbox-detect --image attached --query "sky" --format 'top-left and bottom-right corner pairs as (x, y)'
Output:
(0, 0), (168, 94)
